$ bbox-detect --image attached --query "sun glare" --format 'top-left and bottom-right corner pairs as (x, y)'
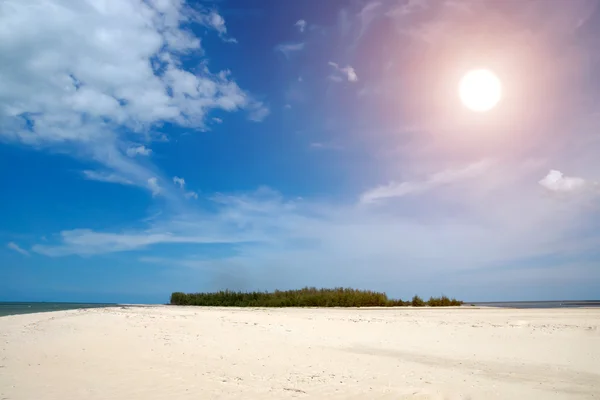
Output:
(459, 69), (502, 112)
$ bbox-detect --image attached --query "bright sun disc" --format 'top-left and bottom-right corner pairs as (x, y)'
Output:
(459, 69), (502, 112)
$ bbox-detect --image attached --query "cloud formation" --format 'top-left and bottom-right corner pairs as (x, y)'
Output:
(32, 229), (249, 257)
(539, 170), (588, 192)
(197, 11), (237, 43)
(328, 62), (358, 82)
(82, 170), (134, 186)
(0, 0), (267, 197)
(7, 242), (29, 256)
(275, 42), (305, 58)
(173, 176), (186, 189)
(360, 160), (492, 204)
(126, 146), (152, 157)
(295, 19), (307, 33)
(147, 177), (162, 197)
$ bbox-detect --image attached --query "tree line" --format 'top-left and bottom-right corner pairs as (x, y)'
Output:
(170, 287), (462, 307)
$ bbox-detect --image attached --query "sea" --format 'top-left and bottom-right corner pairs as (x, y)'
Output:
(465, 300), (600, 309)
(0, 302), (118, 317)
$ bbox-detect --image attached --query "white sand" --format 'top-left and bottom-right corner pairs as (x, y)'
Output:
(1, 306), (599, 399)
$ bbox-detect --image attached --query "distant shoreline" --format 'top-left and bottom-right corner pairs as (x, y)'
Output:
(464, 300), (600, 309)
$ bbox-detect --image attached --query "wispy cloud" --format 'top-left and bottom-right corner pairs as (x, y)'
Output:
(295, 19), (307, 33)
(275, 42), (305, 58)
(32, 229), (250, 257)
(147, 177), (162, 197)
(328, 62), (358, 82)
(247, 103), (271, 122)
(173, 176), (198, 199)
(197, 11), (238, 43)
(360, 160), (493, 204)
(185, 191), (199, 200)
(356, 1), (382, 43)
(173, 176), (186, 189)
(82, 170), (134, 186)
(126, 145), (152, 157)
(7, 242), (29, 256)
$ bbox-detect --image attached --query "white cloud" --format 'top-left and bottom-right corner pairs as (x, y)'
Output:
(360, 160), (492, 203)
(189, 9), (237, 43)
(200, 11), (226, 34)
(247, 103), (271, 122)
(32, 228), (248, 257)
(341, 66), (359, 82)
(126, 145), (152, 157)
(212, 117), (223, 124)
(539, 170), (587, 192)
(82, 170), (134, 186)
(173, 176), (186, 188)
(0, 0), (266, 194)
(295, 19), (307, 33)
(173, 176), (198, 199)
(328, 62), (359, 82)
(356, 1), (382, 43)
(7, 242), (29, 256)
(147, 177), (162, 197)
(185, 191), (199, 199)
(275, 42), (305, 58)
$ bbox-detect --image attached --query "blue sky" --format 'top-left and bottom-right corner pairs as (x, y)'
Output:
(1, 0), (600, 303)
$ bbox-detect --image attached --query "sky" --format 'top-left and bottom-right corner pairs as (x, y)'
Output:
(1, 0), (600, 304)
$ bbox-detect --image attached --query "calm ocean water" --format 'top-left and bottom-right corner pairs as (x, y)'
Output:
(0, 302), (117, 317)
(466, 300), (600, 309)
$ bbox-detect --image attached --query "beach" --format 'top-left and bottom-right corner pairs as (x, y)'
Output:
(1, 306), (598, 399)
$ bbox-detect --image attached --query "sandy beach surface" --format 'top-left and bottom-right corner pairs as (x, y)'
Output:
(1, 306), (599, 399)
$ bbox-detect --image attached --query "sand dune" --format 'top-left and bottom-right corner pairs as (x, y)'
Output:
(1, 306), (598, 399)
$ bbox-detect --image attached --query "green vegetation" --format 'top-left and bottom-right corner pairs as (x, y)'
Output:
(411, 295), (426, 307)
(170, 288), (462, 308)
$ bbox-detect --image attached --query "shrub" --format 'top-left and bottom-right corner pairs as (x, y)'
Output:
(170, 292), (189, 305)
(169, 288), (461, 308)
(411, 295), (425, 307)
(450, 298), (463, 306)
(427, 296), (441, 307)
(425, 295), (464, 307)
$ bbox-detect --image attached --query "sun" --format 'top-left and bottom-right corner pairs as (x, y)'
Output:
(458, 69), (502, 112)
